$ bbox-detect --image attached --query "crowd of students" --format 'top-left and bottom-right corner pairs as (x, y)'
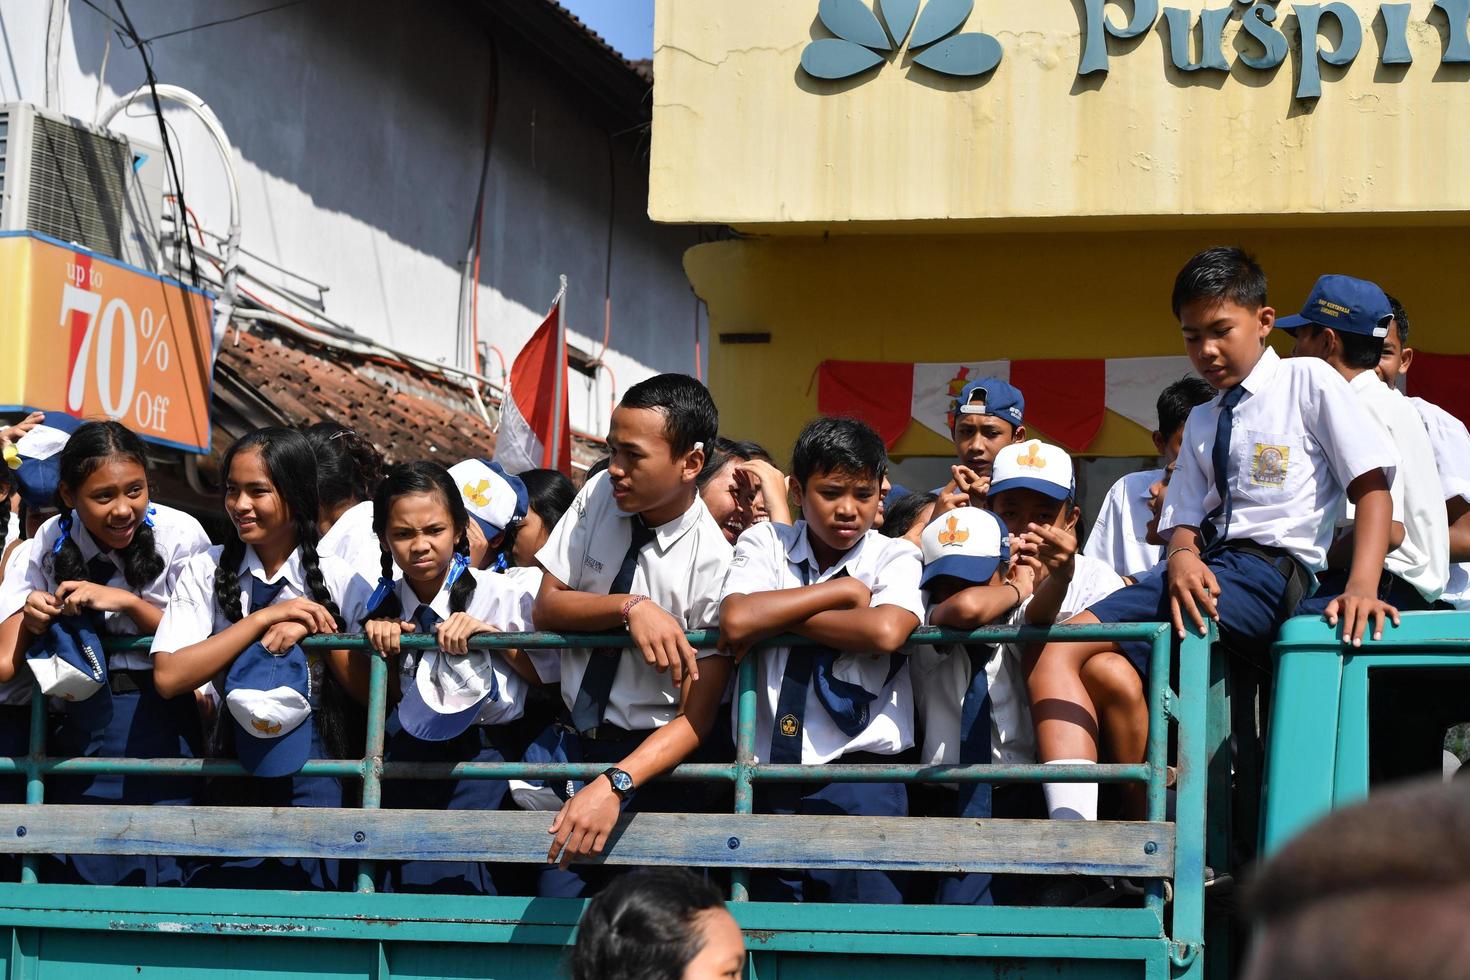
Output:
(0, 244), (1464, 906)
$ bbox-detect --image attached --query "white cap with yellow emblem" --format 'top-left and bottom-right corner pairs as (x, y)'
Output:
(448, 458), (529, 540)
(989, 441), (1075, 502)
(919, 508), (1010, 588)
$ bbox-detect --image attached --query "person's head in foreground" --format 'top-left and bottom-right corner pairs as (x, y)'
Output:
(570, 868), (746, 980)
(1244, 776), (1470, 980)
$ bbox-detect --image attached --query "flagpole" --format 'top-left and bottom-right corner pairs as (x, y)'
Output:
(550, 274), (568, 471)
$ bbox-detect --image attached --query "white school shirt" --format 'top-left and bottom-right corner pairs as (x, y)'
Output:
(4, 512), (17, 549)
(319, 501), (386, 580)
(1084, 469), (1163, 579)
(0, 539), (36, 705)
(373, 568), (538, 726)
(151, 545), (372, 656)
(1412, 397), (1470, 608)
(1160, 348), (1399, 574)
(535, 471), (732, 733)
(0, 505), (211, 670)
(720, 521), (925, 765)
(912, 554), (1124, 769)
(499, 565), (557, 682)
(1339, 373), (1447, 602)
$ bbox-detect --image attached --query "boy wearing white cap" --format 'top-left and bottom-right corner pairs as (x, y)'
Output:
(986, 441), (1129, 821)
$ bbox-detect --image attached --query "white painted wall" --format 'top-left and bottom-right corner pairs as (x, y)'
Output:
(0, 0), (705, 439)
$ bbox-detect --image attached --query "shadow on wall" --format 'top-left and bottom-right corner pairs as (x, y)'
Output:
(65, 0), (696, 372)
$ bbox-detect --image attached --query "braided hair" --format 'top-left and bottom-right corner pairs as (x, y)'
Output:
(302, 421), (385, 519)
(48, 421), (165, 591)
(0, 466), (12, 555)
(367, 461), (478, 621)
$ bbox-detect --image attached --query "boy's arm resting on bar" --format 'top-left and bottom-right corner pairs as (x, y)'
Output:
(719, 577), (869, 657)
(1330, 470), (1401, 646)
(798, 605), (921, 655)
(546, 655), (733, 868)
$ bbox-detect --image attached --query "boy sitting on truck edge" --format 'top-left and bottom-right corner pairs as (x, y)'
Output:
(1025, 246), (1402, 824)
(718, 416), (924, 904)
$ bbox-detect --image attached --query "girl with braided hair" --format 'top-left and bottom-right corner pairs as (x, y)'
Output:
(361, 461), (547, 895)
(0, 420), (211, 886)
(151, 428), (372, 890)
(304, 421), (386, 575)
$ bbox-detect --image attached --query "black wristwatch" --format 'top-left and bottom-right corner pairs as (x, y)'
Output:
(601, 767), (635, 801)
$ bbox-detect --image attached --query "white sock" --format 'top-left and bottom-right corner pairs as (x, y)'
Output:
(1042, 759), (1099, 821)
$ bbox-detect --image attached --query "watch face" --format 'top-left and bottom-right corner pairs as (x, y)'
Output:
(610, 770), (634, 794)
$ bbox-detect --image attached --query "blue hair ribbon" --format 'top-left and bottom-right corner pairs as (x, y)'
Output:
(447, 551), (471, 588)
(490, 551), (509, 574)
(51, 513), (73, 556)
(143, 505), (156, 528)
(365, 576), (395, 614)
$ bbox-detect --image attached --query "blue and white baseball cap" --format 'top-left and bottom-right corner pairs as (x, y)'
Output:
(953, 378), (1025, 429)
(989, 441), (1075, 502)
(920, 507), (1010, 588)
(225, 641), (315, 777)
(448, 459), (528, 541)
(27, 615), (113, 731)
(6, 411), (86, 507)
(1276, 275), (1392, 338)
(396, 649), (500, 741)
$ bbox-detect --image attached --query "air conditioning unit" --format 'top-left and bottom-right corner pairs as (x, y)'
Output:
(0, 101), (164, 272)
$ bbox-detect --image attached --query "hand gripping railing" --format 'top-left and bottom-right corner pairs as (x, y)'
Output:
(0, 622), (1208, 958)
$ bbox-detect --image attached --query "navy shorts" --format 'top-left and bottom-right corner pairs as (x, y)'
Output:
(1085, 548), (1290, 674)
(1296, 568), (1436, 618)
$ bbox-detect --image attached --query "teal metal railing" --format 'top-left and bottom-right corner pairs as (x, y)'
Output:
(0, 622), (1210, 972)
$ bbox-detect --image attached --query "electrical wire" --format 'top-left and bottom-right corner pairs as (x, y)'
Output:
(110, 0), (202, 289)
(128, 0), (306, 45)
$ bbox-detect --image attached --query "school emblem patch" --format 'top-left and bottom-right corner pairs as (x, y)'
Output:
(1251, 444), (1290, 487)
(1017, 442), (1047, 469)
(779, 713), (799, 738)
(252, 718), (283, 736)
(937, 515), (968, 547)
(462, 479), (492, 508)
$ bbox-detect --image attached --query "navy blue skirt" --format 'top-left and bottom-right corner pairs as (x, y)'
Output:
(378, 720), (513, 895)
(47, 670), (202, 887)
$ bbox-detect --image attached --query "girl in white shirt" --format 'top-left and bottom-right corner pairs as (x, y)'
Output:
(151, 428), (370, 891)
(362, 461), (542, 895)
(0, 421), (211, 887)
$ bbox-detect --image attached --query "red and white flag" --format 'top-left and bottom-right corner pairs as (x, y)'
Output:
(495, 280), (571, 476)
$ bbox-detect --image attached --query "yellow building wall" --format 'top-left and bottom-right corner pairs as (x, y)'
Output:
(652, 0), (1470, 225)
(688, 228), (1470, 461)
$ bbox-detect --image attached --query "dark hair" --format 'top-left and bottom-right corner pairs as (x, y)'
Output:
(1301, 324), (1384, 371)
(213, 428), (355, 761)
(0, 465), (12, 555)
(880, 491), (937, 540)
(618, 373), (719, 458)
(1171, 246), (1268, 319)
(586, 456), (611, 480)
(1386, 293), (1409, 344)
(302, 422), (385, 512)
(791, 416), (887, 487)
(520, 468), (575, 532)
(570, 869), (727, 980)
(49, 421), (165, 591)
(697, 436), (777, 491)
(214, 429), (341, 627)
(367, 462), (477, 620)
(1156, 376), (1218, 439)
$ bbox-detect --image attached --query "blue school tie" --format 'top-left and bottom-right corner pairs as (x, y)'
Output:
(769, 567), (893, 764)
(1199, 385), (1246, 551)
(569, 517), (656, 734)
(411, 604), (443, 642)
(247, 576), (289, 615)
(956, 644), (994, 820)
(87, 553), (118, 586)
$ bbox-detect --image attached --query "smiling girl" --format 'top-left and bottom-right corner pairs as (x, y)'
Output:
(363, 461), (546, 895)
(0, 420), (211, 886)
(150, 428), (370, 890)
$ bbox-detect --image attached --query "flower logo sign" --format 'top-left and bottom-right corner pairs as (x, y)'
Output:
(800, 0), (1002, 80)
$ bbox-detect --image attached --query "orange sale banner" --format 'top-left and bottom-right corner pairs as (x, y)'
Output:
(0, 232), (215, 453)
